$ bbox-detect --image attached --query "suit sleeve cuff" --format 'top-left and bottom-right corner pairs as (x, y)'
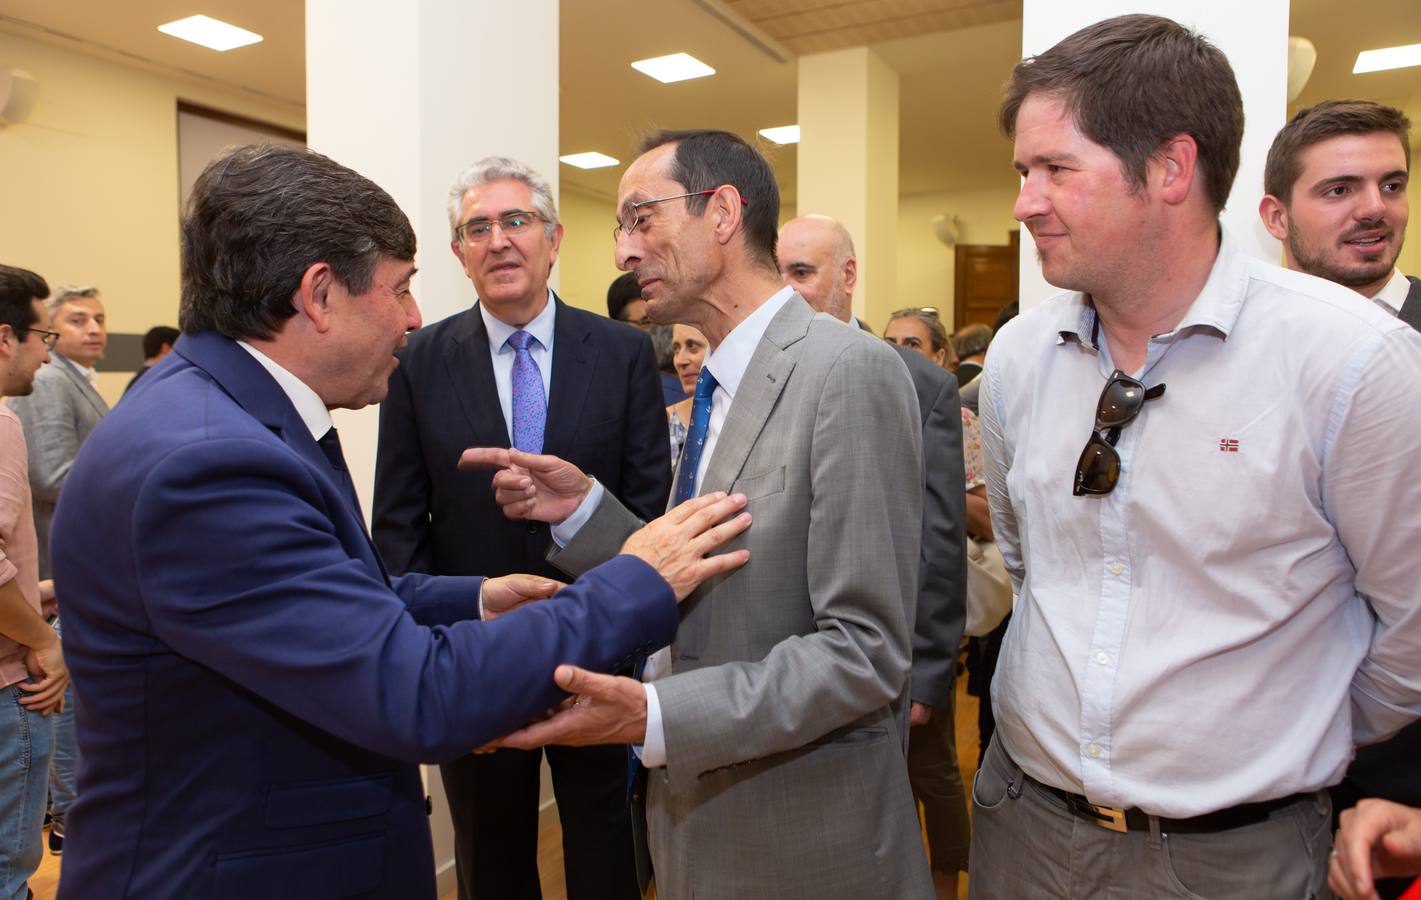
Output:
(633, 682), (667, 768)
(551, 479), (605, 548)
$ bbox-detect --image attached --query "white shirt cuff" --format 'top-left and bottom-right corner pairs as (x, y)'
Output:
(477, 582), (485, 620)
(634, 682), (667, 768)
(550, 479), (604, 548)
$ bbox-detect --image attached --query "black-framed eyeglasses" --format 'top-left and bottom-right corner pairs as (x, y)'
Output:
(613, 187), (750, 240)
(22, 327), (60, 350)
(455, 210), (544, 244)
(1073, 370), (1166, 496)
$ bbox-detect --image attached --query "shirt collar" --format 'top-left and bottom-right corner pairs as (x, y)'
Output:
(52, 352), (96, 384)
(237, 341), (332, 440)
(1053, 229), (1243, 349)
(1371, 268), (1409, 316)
(481, 289), (556, 354)
(702, 285), (796, 400)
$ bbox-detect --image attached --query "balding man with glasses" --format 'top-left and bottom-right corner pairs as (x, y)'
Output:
(372, 157), (669, 900)
(972, 15), (1421, 899)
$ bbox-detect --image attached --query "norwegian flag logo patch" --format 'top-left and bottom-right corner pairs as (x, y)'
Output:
(1219, 438), (1240, 453)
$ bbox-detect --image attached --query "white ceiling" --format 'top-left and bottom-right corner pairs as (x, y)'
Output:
(2, 0), (1418, 205)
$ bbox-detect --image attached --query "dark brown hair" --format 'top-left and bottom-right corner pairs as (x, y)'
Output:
(1263, 100), (1412, 203)
(1000, 14), (1244, 215)
(0, 264), (48, 337)
(180, 144), (415, 341)
(639, 129), (781, 270)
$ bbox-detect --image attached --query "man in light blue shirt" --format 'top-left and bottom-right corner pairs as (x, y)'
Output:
(969, 15), (1421, 900)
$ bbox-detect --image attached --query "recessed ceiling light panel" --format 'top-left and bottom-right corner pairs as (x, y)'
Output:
(560, 152), (620, 170)
(158, 15), (263, 52)
(758, 125), (800, 145)
(1353, 43), (1421, 74)
(630, 53), (715, 84)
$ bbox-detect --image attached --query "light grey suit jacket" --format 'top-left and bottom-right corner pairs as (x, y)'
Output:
(6, 353), (109, 579)
(552, 296), (933, 900)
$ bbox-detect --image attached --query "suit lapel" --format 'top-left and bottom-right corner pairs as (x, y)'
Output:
(544, 295), (594, 459)
(672, 297), (811, 665)
(54, 354), (110, 417)
(1399, 276), (1421, 333)
(698, 297), (811, 496)
(444, 306), (511, 447)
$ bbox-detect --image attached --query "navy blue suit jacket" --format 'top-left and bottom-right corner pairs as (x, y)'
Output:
(50, 331), (676, 899)
(374, 295), (670, 581)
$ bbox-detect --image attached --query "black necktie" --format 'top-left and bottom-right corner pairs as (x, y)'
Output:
(317, 427), (362, 515)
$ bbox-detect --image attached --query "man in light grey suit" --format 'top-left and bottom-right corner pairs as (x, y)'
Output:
(7, 285), (109, 581)
(464, 129), (934, 900)
(6, 283), (108, 852)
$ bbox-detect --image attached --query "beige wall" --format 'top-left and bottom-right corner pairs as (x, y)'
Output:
(557, 187), (622, 315)
(0, 31), (304, 406)
(892, 185), (1020, 332)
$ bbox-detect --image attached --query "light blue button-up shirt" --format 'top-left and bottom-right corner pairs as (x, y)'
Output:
(980, 234), (1421, 817)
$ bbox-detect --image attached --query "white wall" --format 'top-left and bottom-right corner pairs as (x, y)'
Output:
(1017, 0), (1288, 309)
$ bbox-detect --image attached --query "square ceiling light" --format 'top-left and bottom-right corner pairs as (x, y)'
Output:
(631, 53), (715, 84)
(560, 152), (620, 169)
(158, 15), (263, 52)
(758, 125), (800, 145)
(1353, 43), (1421, 74)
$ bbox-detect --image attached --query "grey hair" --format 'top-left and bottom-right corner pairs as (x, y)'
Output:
(46, 285), (100, 316)
(446, 157), (559, 239)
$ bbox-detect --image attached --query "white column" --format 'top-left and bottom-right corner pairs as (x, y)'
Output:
(306, 0), (558, 518)
(1017, 0), (1288, 309)
(306, 1), (559, 890)
(796, 47), (899, 327)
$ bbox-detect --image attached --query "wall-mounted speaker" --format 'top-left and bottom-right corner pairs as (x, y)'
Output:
(0, 67), (39, 127)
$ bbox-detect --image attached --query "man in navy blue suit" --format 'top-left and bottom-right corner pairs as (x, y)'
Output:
(47, 144), (751, 900)
(374, 157), (670, 900)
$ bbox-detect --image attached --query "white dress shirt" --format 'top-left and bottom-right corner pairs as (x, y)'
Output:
(238, 342), (331, 439)
(979, 234), (1421, 817)
(1372, 268), (1411, 317)
(479, 290), (556, 440)
(555, 286), (797, 767)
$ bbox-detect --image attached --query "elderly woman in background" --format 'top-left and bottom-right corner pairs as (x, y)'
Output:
(666, 323), (709, 464)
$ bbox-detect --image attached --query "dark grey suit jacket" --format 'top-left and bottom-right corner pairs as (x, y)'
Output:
(7, 352), (109, 579)
(373, 294), (670, 581)
(891, 345), (968, 710)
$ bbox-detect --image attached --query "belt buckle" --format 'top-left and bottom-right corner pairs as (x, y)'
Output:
(1086, 802), (1128, 833)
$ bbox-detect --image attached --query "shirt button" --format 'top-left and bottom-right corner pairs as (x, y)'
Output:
(1108, 563), (1125, 576)
(1086, 743), (1102, 759)
(1095, 651), (1110, 665)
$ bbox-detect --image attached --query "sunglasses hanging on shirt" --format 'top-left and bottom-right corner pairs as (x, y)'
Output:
(1073, 370), (1166, 496)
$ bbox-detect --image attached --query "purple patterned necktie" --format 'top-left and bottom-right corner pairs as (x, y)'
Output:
(506, 330), (546, 453)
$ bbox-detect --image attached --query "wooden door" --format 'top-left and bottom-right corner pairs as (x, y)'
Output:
(954, 230), (1019, 329)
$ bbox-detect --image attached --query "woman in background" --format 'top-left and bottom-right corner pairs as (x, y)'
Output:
(666, 323), (709, 465)
(883, 307), (958, 372)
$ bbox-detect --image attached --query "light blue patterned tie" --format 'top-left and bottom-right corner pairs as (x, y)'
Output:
(506, 330), (546, 453)
(673, 367), (719, 504)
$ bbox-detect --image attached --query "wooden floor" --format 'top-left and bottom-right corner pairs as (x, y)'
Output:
(30, 679), (981, 900)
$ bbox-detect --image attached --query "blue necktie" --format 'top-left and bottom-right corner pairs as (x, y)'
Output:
(506, 330), (546, 453)
(673, 367), (719, 504)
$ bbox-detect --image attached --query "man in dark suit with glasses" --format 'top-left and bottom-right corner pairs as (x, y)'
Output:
(373, 157), (670, 900)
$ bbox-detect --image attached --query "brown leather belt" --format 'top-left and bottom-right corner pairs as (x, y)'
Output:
(1026, 774), (1310, 835)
